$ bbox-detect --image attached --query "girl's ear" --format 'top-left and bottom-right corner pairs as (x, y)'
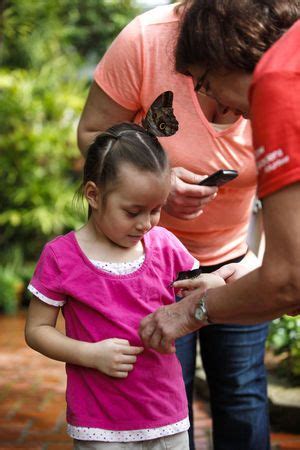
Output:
(84, 181), (100, 210)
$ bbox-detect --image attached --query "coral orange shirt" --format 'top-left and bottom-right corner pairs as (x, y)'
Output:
(250, 20), (300, 199)
(94, 4), (257, 265)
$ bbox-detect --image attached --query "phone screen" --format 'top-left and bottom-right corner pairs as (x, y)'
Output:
(199, 169), (238, 187)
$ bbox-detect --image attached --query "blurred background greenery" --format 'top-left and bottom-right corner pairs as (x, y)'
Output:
(0, 0), (140, 313)
(0, 0), (299, 382)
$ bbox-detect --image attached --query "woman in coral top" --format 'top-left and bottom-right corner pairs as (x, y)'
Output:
(77, 2), (269, 449)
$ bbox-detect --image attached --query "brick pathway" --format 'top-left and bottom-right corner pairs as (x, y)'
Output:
(0, 313), (299, 450)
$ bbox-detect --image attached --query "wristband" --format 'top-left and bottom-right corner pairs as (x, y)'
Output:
(194, 291), (212, 325)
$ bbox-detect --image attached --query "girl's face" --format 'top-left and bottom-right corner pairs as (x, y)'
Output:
(189, 65), (253, 119)
(88, 163), (171, 248)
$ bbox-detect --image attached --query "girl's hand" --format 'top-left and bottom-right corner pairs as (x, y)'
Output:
(173, 273), (225, 297)
(163, 167), (218, 220)
(86, 338), (144, 378)
(213, 251), (260, 283)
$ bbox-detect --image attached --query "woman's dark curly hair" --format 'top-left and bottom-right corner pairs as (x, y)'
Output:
(175, 0), (300, 74)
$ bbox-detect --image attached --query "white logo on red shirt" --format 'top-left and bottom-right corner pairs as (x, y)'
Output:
(256, 146), (290, 174)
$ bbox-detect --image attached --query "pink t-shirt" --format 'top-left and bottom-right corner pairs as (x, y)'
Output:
(28, 227), (195, 431)
(94, 4), (257, 265)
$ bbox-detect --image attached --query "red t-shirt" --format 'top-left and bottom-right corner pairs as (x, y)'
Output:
(250, 20), (300, 199)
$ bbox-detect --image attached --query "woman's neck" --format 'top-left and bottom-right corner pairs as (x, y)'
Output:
(197, 93), (239, 124)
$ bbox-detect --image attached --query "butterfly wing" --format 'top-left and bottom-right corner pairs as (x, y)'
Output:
(142, 91), (179, 137)
(175, 268), (202, 282)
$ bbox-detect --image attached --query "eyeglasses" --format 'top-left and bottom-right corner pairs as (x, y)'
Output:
(194, 69), (226, 108)
(194, 70), (247, 116)
(194, 69), (220, 103)
(194, 69), (210, 95)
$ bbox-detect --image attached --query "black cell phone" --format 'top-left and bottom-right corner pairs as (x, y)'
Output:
(199, 169), (238, 187)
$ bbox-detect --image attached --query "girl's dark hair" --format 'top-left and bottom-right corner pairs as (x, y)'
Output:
(175, 0), (300, 74)
(83, 122), (169, 203)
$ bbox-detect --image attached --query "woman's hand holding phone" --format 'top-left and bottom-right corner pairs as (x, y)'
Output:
(198, 169), (238, 187)
(163, 167), (218, 220)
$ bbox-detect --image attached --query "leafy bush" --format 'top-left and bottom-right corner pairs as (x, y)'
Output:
(1, 0), (139, 70)
(0, 267), (22, 314)
(0, 0), (139, 313)
(0, 61), (86, 260)
(267, 316), (300, 380)
(0, 245), (37, 313)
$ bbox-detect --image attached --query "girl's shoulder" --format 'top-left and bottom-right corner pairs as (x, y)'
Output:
(147, 226), (187, 250)
(42, 231), (76, 261)
(46, 230), (74, 249)
(146, 227), (196, 272)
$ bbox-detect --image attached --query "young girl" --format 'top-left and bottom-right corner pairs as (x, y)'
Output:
(25, 123), (224, 450)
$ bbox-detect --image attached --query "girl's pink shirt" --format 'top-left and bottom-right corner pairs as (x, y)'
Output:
(29, 228), (195, 430)
(94, 4), (257, 265)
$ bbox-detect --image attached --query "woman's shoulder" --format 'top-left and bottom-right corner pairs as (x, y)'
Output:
(137, 3), (179, 27)
(117, 4), (179, 40)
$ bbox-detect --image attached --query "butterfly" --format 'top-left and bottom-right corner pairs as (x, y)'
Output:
(142, 91), (179, 137)
(169, 268), (202, 288)
(174, 267), (202, 282)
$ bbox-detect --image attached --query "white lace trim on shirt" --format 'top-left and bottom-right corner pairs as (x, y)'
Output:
(89, 254), (145, 275)
(90, 256), (198, 275)
(192, 259), (200, 269)
(67, 417), (190, 442)
(28, 257), (198, 307)
(28, 284), (65, 306)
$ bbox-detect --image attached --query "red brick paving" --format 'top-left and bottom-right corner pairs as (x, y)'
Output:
(0, 313), (299, 450)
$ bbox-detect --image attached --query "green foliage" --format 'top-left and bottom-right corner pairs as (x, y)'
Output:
(0, 246), (37, 313)
(1, 0), (139, 69)
(0, 61), (87, 259)
(267, 316), (300, 380)
(0, 247), (24, 314)
(0, 267), (21, 314)
(0, 0), (138, 305)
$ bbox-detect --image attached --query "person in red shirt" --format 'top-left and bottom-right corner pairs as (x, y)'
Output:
(139, 2), (300, 367)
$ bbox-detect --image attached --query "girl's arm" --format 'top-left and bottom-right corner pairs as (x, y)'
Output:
(25, 297), (143, 378)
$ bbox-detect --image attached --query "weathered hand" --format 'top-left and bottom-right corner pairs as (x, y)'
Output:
(86, 338), (144, 378)
(163, 167), (218, 220)
(139, 296), (203, 353)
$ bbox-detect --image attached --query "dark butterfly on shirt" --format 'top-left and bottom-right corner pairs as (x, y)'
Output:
(169, 267), (202, 288)
(142, 91), (179, 137)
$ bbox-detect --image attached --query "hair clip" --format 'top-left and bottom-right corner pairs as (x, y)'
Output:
(142, 91), (179, 137)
